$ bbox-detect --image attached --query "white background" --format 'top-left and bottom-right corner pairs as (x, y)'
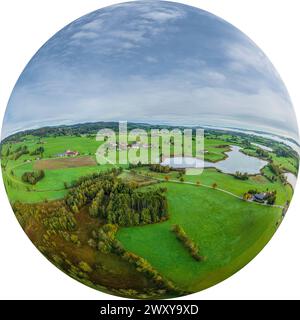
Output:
(0, 0), (299, 300)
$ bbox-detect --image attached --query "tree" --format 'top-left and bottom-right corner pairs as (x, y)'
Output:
(78, 261), (92, 273)
(243, 193), (252, 201)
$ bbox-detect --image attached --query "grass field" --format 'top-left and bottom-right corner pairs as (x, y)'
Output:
(241, 147), (298, 175)
(138, 167), (293, 206)
(1, 129), (298, 297)
(117, 182), (282, 292)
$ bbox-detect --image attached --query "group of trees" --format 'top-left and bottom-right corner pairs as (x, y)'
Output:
(171, 224), (203, 261)
(88, 224), (118, 252)
(89, 224), (180, 294)
(233, 171), (249, 180)
(149, 164), (170, 173)
(22, 170), (45, 184)
(128, 162), (143, 169)
(65, 169), (122, 213)
(267, 162), (289, 184)
(255, 148), (269, 158)
(274, 146), (292, 158)
(65, 169), (169, 226)
(268, 162), (282, 176)
(22, 170), (45, 185)
(30, 146), (45, 156)
(43, 206), (77, 232)
(89, 182), (168, 226)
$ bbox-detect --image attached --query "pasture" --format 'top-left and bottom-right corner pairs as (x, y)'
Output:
(117, 182), (282, 292)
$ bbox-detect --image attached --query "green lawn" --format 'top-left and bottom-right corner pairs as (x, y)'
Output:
(117, 182), (282, 292)
(138, 167), (292, 206)
(241, 147), (298, 175)
(2, 163), (118, 203)
(270, 153), (298, 175)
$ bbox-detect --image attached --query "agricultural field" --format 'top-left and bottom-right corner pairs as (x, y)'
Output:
(0, 123), (298, 298)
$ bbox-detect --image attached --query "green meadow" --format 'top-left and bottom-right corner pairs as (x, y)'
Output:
(0, 127), (298, 298)
(117, 182), (281, 292)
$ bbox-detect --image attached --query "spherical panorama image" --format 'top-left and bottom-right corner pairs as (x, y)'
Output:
(1, 1), (299, 299)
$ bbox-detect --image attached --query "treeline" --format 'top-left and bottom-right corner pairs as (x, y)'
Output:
(255, 148), (270, 158)
(233, 171), (249, 180)
(274, 146), (294, 158)
(268, 162), (282, 176)
(89, 224), (184, 295)
(22, 170), (45, 185)
(11, 145), (29, 160)
(267, 162), (288, 184)
(171, 224), (203, 261)
(1, 121), (159, 143)
(128, 162), (144, 169)
(149, 164), (170, 173)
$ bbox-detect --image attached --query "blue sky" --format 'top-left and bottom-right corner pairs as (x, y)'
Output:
(2, 0), (298, 140)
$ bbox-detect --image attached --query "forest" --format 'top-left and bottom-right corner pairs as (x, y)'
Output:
(64, 169), (169, 226)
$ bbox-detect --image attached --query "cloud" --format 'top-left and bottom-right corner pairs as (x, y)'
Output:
(2, 1), (298, 142)
(141, 9), (185, 23)
(145, 56), (158, 63)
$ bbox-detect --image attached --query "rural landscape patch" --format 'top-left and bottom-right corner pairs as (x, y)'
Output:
(1, 1), (299, 299)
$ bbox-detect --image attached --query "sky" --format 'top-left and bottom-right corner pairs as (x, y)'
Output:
(2, 0), (299, 140)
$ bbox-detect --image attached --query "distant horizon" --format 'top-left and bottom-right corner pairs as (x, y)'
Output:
(2, 118), (299, 146)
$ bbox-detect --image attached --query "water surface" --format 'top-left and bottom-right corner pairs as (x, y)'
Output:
(161, 145), (268, 174)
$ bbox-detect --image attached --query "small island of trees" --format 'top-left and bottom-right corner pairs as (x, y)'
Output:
(22, 170), (45, 185)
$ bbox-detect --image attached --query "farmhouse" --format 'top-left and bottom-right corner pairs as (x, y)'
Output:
(253, 193), (267, 203)
(56, 150), (79, 157)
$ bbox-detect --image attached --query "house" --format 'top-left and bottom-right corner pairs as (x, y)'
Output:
(253, 193), (266, 203)
(56, 150), (79, 157)
(65, 150), (79, 156)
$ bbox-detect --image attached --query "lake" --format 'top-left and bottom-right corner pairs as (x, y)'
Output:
(203, 125), (300, 156)
(284, 172), (297, 189)
(161, 145), (268, 175)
